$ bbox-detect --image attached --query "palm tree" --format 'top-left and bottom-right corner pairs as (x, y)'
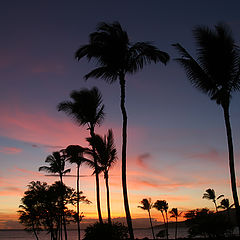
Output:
(202, 188), (224, 212)
(138, 198), (155, 239)
(58, 87), (104, 224)
(75, 21), (169, 240)
(64, 145), (89, 240)
(39, 151), (70, 240)
(153, 200), (169, 240)
(86, 129), (117, 224)
(169, 208), (182, 239)
(218, 198), (234, 220)
(173, 23), (240, 233)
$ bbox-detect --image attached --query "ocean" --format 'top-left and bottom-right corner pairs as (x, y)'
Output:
(0, 227), (189, 240)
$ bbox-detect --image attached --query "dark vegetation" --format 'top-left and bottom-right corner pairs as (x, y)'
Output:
(18, 21), (240, 240)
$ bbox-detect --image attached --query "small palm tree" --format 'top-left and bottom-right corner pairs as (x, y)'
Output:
(153, 200), (169, 240)
(169, 208), (182, 239)
(58, 87), (105, 224)
(218, 198), (234, 221)
(39, 151), (71, 240)
(173, 23), (240, 233)
(86, 129), (117, 224)
(138, 198), (155, 239)
(75, 21), (169, 240)
(202, 188), (224, 212)
(64, 145), (89, 240)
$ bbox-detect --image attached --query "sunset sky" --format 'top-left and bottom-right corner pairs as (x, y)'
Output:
(1, 0), (240, 229)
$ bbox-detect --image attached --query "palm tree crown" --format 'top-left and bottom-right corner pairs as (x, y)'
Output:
(58, 87), (104, 129)
(173, 23), (240, 108)
(75, 21), (169, 82)
(87, 129), (117, 177)
(153, 200), (168, 212)
(39, 151), (71, 177)
(138, 198), (153, 211)
(64, 145), (88, 166)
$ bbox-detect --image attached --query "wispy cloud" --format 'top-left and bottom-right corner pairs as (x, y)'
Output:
(0, 147), (22, 154)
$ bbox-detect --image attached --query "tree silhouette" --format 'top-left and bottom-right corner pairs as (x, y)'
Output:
(202, 188), (224, 212)
(18, 181), (77, 240)
(58, 87), (105, 224)
(64, 145), (90, 240)
(153, 200), (169, 239)
(218, 198), (234, 222)
(138, 198), (155, 239)
(173, 23), (240, 233)
(75, 21), (169, 240)
(169, 208), (182, 239)
(86, 129), (117, 224)
(184, 208), (233, 238)
(39, 152), (71, 240)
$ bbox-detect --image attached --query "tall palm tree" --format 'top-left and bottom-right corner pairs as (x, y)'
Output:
(169, 208), (182, 239)
(86, 129), (117, 224)
(153, 200), (169, 240)
(64, 145), (89, 240)
(75, 21), (169, 240)
(39, 152), (71, 240)
(173, 23), (240, 233)
(138, 198), (155, 239)
(58, 87), (105, 224)
(202, 188), (224, 212)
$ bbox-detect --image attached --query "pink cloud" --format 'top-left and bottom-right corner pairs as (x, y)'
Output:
(0, 187), (22, 196)
(0, 147), (22, 154)
(0, 103), (147, 154)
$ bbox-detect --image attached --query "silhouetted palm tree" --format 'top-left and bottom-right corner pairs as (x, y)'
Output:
(153, 200), (169, 240)
(218, 198), (234, 221)
(173, 23), (240, 233)
(39, 151), (70, 240)
(202, 188), (224, 212)
(138, 198), (155, 239)
(86, 129), (117, 224)
(64, 145), (89, 240)
(75, 21), (169, 240)
(58, 87), (104, 224)
(169, 208), (182, 239)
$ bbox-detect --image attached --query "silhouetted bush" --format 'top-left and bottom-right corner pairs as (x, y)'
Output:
(185, 208), (234, 238)
(83, 222), (128, 240)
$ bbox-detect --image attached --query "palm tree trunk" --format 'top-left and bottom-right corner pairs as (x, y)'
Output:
(175, 217), (177, 239)
(90, 126), (103, 224)
(31, 221), (39, 240)
(214, 200), (218, 212)
(165, 211), (169, 240)
(119, 74), (134, 240)
(223, 105), (240, 235)
(77, 164), (81, 240)
(148, 210), (155, 239)
(60, 174), (68, 240)
(161, 211), (166, 237)
(105, 172), (112, 224)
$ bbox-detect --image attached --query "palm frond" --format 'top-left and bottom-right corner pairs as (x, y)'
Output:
(85, 67), (118, 83)
(173, 43), (217, 97)
(58, 87), (105, 128)
(217, 194), (224, 200)
(128, 42), (169, 74)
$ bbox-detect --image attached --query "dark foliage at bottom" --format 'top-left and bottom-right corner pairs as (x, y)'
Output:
(83, 222), (129, 240)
